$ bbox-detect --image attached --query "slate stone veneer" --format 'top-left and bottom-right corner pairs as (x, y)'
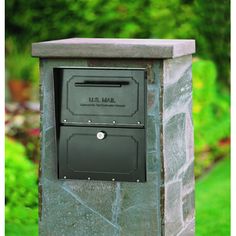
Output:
(33, 38), (195, 236)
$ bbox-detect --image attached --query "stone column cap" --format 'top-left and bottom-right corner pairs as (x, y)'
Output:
(32, 38), (195, 59)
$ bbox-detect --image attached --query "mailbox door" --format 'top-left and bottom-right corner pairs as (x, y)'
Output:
(58, 126), (146, 182)
(59, 68), (146, 126)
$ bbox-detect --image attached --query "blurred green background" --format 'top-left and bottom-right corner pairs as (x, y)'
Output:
(5, 0), (230, 235)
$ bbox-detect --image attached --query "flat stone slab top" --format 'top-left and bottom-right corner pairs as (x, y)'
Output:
(32, 38), (195, 59)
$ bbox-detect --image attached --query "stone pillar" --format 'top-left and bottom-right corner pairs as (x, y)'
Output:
(32, 38), (195, 236)
(162, 56), (195, 235)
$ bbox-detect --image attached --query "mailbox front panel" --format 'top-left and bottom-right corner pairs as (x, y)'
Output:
(60, 68), (146, 126)
(55, 67), (147, 182)
(58, 126), (146, 182)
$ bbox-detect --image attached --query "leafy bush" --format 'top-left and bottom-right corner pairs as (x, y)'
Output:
(5, 0), (230, 85)
(193, 0), (230, 85)
(192, 59), (230, 176)
(5, 137), (38, 226)
(6, 52), (38, 83)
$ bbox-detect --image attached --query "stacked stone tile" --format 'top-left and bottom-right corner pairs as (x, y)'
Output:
(162, 56), (195, 235)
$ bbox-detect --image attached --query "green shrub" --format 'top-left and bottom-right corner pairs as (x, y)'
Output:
(5, 137), (38, 225)
(5, 0), (230, 85)
(192, 59), (230, 177)
(193, 0), (230, 85)
(6, 52), (38, 83)
(193, 59), (230, 150)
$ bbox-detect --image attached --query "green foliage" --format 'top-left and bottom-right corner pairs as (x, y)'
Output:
(5, 138), (38, 226)
(6, 224), (38, 236)
(192, 59), (230, 176)
(196, 157), (230, 235)
(5, 0), (196, 42)
(193, 0), (230, 85)
(193, 59), (230, 150)
(5, 0), (230, 85)
(5, 0), (151, 46)
(6, 39), (38, 83)
(149, 0), (230, 85)
(6, 53), (38, 83)
(149, 0), (196, 39)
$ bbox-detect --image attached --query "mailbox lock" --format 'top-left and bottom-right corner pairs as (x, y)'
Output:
(96, 131), (106, 140)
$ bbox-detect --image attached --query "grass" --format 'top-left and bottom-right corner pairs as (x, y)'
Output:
(5, 158), (230, 236)
(196, 157), (230, 235)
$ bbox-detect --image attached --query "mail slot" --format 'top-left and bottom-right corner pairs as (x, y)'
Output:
(54, 67), (147, 182)
(59, 68), (145, 126)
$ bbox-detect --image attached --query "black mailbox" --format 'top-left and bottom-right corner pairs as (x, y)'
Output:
(54, 68), (147, 182)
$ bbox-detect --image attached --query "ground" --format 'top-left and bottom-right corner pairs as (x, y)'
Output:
(195, 157), (230, 235)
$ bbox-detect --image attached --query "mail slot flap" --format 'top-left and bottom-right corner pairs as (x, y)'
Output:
(59, 68), (146, 126)
(58, 126), (146, 182)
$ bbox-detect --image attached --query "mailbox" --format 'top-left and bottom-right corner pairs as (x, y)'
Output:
(54, 67), (147, 182)
(32, 38), (196, 235)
